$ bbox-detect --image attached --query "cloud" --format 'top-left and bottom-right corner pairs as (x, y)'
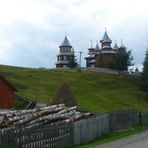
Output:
(0, 0), (148, 68)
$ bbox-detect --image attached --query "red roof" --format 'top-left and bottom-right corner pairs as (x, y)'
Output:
(0, 74), (18, 92)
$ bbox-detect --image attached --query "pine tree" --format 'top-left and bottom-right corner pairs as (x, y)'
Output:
(143, 50), (148, 74)
(68, 48), (77, 68)
(110, 47), (133, 73)
(139, 50), (148, 92)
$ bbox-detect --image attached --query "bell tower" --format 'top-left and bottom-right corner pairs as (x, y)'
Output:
(56, 35), (73, 68)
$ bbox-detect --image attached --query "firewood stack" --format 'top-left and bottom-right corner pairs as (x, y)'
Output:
(0, 104), (92, 129)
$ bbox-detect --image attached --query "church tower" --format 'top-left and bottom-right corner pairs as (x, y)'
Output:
(56, 35), (73, 68)
(113, 40), (118, 52)
(97, 30), (116, 67)
(95, 41), (100, 52)
(85, 41), (96, 67)
(100, 30), (112, 50)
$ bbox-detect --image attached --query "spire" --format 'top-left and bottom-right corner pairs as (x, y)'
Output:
(114, 40), (118, 49)
(90, 40), (93, 48)
(120, 39), (125, 48)
(95, 41), (100, 50)
(100, 29), (112, 43)
(60, 35), (72, 47)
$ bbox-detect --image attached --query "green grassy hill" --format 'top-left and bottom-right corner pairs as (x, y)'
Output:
(0, 64), (147, 112)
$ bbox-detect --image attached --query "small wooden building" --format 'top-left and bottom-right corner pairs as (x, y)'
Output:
(0, 75), (17, 109)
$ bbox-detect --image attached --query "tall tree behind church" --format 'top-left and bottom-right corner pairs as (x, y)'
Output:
(68, 48), (78, 68)
(110, 47), (133, 73)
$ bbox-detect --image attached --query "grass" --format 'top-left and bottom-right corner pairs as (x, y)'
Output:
(0, 64), (148, 112)
(14, 98), (29, 109)
(76, 124), (148, 148)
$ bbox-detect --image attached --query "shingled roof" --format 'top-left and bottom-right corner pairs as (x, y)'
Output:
(100, 31), (112, 43)
(59, 36), (72, 47)
(113, 41), (118, 50)
(95, 42), (100, 50)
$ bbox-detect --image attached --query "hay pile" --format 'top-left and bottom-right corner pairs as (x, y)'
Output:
(52, 83), (77, 107)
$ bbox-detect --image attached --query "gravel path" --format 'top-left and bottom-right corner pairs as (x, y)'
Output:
(95, 130), (148, 148)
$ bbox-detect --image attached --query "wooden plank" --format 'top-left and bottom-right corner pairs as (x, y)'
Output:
(141, 112), (148, 124)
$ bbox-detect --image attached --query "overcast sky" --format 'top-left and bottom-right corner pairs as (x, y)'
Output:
(0, 0), (148, 69)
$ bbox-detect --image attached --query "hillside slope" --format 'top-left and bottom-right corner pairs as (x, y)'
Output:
(0, 64), (147, 112)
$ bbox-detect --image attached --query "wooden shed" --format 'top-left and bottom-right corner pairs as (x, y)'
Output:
(0, 75), (17, 109)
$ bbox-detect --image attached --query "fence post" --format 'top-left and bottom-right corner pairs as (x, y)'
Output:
(139, 111), (142, 125)
(70, 123), (74, 147)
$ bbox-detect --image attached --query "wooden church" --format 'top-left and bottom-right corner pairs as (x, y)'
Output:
(85, 30), (125, 68)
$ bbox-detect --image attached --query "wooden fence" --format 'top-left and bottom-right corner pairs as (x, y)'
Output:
(140, 111), (148, 125)
(108, 109), (139, 131)
(1, 109), (148, 147)
(73, 113), (109, 145)
(0, 123), (72, 148)
(15, 95), (37, 109)
(73, 110), (148, 145)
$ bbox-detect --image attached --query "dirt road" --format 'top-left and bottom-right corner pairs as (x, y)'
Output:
(95, 130), (148, 148)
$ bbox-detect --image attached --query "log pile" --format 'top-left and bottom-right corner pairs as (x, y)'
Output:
(0, 104), (92, 129)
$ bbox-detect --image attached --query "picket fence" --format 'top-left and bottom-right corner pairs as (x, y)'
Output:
(1, 109), (148, 147)
(0, 123), (72, 148)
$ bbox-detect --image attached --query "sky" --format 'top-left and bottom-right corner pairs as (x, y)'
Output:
(0, 0), (148, 69)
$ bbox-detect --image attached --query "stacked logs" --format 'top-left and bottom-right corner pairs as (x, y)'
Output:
(0, 104), (92, 129)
